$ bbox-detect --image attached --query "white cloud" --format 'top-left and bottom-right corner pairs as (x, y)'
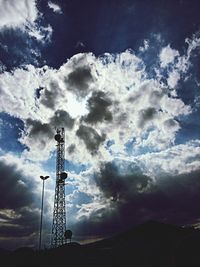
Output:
(139, 39), (149, 52)
(170, 34), (200, 76)
(1, 33), (200, 233)
(167, 69), (180, 89)
(135, 140), (200, 177)
(76, 200), (110, 221)
(0, 48), (193, 163)
(185, 34), (200, 58)
(160, 95), (191, 116)
(0, 0), (53, 42)
(48, 1), (62, 14)
(1, 32), (200, 165)
(0, 0), (38, 29)
(154, 33), (200, 100)
(159, 44), (179, 68)
(28, 24), (53, 43)
(0, 65), (43, 120)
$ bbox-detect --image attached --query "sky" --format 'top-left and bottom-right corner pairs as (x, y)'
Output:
(0, 0), (200, 250)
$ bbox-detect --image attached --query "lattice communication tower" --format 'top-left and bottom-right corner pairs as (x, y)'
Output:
(51, 127), (68, 248)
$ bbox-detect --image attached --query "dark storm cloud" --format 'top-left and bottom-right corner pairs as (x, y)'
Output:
(67, 144), (76, 154)
(50, 110), (75, 129)
(0, 208), (38, 238)
(83, 91), (113, 124)
(95, 162), (152, 202)
(65, 66), (93, 97)
(0, 159), (38, 241)
(76, 125), (106, 154)
(0, 159), (43, 249)
(164, 119), (179, 128)
(149, 90), (163, 106)
(40, 81), (60, 109)
(74, 163), (200, 237)
(138, 107), (157, 128)
(25, 111), (74, 148)
(26, 110), (74, 141)
(26, 118), (54, 140)
(0, 206), (39, 250)
(0, 160), (34, 209)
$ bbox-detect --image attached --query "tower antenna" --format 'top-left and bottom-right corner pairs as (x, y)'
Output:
(51, 127), (68, 248)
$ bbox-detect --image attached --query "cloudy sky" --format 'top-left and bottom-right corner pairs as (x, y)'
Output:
(0, 0), (200, 250)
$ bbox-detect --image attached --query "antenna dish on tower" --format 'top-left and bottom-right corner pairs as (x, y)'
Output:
(60, 172), (68, 180)
(65, 229), (72, 243)
(54, 133), (61, 142)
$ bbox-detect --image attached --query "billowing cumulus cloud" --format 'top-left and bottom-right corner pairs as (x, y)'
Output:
(0, 29), (200, 248)
(40, 81), (61, 109)
(65, 66), (94, 98)
(167, 70), (181, 89)
(0, 37), (197, 163)
(0, 65), (41, 119)
(26, 118), (53, 140)
(76, 125), (106, 154)
(20, 110), (75, 160)
(159, 45), (179, 68)
(67, 144), (76, 154)
(50, 110), (75, 129)
(138, 107), (157, 128)
(83, 91), (113, 124)
(21, 119), (54, 160)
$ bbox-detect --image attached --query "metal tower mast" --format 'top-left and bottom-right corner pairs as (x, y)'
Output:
(51, 127), (68, 248)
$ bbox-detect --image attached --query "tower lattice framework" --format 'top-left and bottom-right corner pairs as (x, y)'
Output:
(51, 127), (67, 248)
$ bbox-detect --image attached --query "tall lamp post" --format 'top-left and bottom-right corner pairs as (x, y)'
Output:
(39, 175), (49, 250)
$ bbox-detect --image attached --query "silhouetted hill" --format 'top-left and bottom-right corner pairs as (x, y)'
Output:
(83, 220), (200, 267)
(2, 220), (200, 267)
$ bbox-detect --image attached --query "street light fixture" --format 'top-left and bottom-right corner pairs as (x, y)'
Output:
(39, 175), (49, 250)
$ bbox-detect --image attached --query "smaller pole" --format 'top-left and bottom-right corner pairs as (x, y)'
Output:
(39, 176), (49, 250)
